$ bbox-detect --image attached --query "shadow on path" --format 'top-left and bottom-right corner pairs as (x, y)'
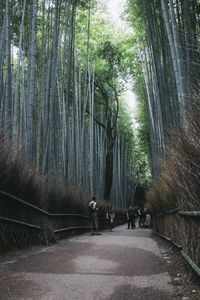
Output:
(0, 225), (178, 299)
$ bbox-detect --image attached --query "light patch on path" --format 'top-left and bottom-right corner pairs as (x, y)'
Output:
(73, 256), (119, 273)
(69, 234), (160, 256)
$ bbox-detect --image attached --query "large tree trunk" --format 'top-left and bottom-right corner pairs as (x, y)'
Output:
(104, 118), (115, 201)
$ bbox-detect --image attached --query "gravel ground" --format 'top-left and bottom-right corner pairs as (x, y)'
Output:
(0, 225), (199, 299)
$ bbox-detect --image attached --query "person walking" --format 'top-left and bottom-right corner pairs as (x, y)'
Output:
(88, 197), (99, 235)
(106, 204), (115, 232)
(138, 207), (147, 228)
(126, 207), (135, 229)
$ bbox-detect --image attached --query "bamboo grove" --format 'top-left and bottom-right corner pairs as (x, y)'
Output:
(127, 0), (200, 179)
(1, 0), (199, 212)
(0, 0), (142, 208)
(126, 0), (200, 270)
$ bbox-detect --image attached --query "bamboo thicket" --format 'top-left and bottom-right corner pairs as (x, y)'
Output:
(0, 1), (138, 209)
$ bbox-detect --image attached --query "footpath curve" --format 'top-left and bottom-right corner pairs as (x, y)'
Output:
(0, 225), (191, 299)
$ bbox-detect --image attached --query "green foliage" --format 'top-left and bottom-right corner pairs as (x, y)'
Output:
(123, 0), (152, 184)
(69, 0), (96, 9)
(78, 1), (152, 186)
(117, 102), (151, 186)
(118, 103), (134, 145)
(96, 41), (121, 66)
(94, 40), (123, 91)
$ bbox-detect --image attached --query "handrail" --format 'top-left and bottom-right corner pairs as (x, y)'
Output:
(157, 208), (180, 217)
(157, 231), (200, 277)
(178, 211), (200, 217)
(0, 216), (41, 229)
(157, 232), (182, 250)
(54, 226), (91, 233)
(0, 216), (92, 235)
(0, 190), (92, 236)
(0, 190), (119, 233)
(50, 213), (89, 218)
(181, 250), (200, 276)
(0, 189), (125, 253)
(156, 209), (200, 277)
(157, 207), (200, 218)
(0, 190), (89, 219)
(0, 190), (49, 216)
(0, 215), (92, 233)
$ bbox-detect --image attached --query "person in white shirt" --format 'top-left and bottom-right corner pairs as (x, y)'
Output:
(88, 197), (99, 235)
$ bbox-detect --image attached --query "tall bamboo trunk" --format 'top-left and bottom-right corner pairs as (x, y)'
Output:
(5, 0), (12, 140)
(13, 0), (26, 141)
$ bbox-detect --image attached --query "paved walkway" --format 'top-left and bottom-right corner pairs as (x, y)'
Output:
(0, 225), (177, 299)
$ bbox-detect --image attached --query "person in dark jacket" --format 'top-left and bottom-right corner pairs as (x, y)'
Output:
(139, 207), (147, 228)
(106, 204), (115, 232)
(126, 207), (135, 229)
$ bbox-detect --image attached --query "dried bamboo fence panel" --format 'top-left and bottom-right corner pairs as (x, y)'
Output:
(155, 209), (200, 274)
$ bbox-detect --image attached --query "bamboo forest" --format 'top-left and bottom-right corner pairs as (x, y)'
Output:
(0, 0), (200, 275)
(0, 0), (152, 210)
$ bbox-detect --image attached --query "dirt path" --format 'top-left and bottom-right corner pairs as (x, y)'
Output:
(0, 225), (195, 299)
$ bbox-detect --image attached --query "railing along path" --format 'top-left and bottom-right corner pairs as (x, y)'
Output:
(0, 190), (124, 234)
(0, 190), (199, 277)
(156, 207), (200, 277)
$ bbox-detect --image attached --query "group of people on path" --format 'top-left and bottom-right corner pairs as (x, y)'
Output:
(126, 206), (147, 229)
(88, 197), (148, 235)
